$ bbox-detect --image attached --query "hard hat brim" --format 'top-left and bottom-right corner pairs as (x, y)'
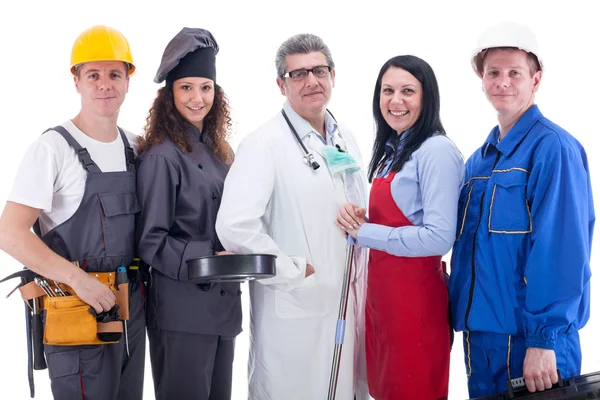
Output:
(471, 45), (543, 78)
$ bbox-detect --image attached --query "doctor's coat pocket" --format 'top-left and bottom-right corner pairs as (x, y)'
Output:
(275, 275), (326, 318)
(488, 174), (532, 234)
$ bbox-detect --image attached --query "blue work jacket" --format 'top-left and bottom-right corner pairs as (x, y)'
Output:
(449, 105), (594, 350)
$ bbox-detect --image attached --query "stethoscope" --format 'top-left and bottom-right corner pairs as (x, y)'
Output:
(281, 109), (345, 171)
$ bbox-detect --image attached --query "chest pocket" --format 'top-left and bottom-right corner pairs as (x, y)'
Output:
(99, 192), (141, 255)
(488, 172), (531, 234)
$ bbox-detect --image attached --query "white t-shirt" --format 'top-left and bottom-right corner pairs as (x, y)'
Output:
(8, 120), (140, 236)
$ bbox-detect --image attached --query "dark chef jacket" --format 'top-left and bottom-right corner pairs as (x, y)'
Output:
(136, 123), (242, 336)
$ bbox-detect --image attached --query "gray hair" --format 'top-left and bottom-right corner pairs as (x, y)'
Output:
(275, 33), (335, 77)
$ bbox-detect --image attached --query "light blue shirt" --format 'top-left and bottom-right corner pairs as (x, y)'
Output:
(282, 101), (338, 145)
(357, 134), (465, 257)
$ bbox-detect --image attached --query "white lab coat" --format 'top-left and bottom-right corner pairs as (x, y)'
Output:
(216, 110), (369, 400)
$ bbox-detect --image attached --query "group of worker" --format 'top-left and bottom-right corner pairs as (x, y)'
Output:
(0, 20), (593, 400)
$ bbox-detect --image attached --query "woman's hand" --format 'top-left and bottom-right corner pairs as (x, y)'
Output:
(335, 202), (366, 239)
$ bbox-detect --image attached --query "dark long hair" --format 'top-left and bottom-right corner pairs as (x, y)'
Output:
(368, 55), (445, 182)
(139, 84), (233, 165)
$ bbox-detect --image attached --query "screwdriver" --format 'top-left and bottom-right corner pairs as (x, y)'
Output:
(116, 266), (129, 357)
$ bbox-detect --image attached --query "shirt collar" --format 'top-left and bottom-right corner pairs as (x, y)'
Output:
(384, 129), (411, 156)
(183, 122), (203, 142)
(282, 100), (338, 144)
(481, 104), (543, 158)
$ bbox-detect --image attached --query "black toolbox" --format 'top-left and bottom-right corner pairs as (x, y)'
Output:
(471, 371), (600, 399)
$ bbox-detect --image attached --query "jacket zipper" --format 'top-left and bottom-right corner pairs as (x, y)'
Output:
(464, 150), (501, 330)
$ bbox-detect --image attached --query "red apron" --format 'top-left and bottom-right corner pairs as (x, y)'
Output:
(366, 171), (450, 400)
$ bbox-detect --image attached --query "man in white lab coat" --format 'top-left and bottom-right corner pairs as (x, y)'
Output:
(216, 33), (369, 399)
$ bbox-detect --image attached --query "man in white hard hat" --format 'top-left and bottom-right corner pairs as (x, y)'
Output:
(449, 21), (594, 397)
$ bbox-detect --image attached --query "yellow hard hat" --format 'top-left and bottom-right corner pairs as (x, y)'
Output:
(70, 25), (135, 75)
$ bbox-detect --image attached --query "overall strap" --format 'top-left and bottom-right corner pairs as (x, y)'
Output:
(118, 127), (136, 171)
(45, 125), (102, 174)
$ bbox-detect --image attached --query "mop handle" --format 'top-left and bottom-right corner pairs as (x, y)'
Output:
(327, 244), (355, 400)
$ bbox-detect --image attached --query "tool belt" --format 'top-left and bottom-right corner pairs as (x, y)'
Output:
(18, 270), (129, 346)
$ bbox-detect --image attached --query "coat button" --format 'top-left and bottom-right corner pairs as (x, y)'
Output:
(237, 290), (242, 296)
(212, 192), (218, 200)
(198, 283), (211, 291)
(220, 289), (226, 296)
(198, 163), (204, 169)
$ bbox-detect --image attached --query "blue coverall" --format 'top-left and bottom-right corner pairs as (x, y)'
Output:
(449, 105), (594, 398)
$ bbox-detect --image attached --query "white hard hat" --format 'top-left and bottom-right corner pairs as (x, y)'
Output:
(471, 21), (543, 77)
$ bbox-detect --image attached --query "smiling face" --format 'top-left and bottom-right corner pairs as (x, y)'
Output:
(482, 48), (541, 120)
(379, 66), (422, 135)
(74, 61), (129, 118)
(172, 77), (215, 131)
(276, 51), (335, 121)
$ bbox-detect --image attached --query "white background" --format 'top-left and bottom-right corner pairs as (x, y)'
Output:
(0, 0), (598, 399)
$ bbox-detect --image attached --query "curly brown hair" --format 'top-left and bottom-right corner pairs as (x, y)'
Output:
(139, 84), (233, 165)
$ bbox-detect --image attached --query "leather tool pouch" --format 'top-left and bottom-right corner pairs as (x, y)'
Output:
(18, 271), (127, 346)
(90, 270), (130, 321)
(115, 282), (129, 321)
(43, 295), (122, 345)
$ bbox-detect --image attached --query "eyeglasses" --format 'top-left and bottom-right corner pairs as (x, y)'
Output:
(282, 65), (332, 81)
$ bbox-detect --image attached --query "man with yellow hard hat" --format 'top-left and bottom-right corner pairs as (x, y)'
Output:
(0, 26), (145, 399)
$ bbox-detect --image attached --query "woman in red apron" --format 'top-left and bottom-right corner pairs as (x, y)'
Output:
(336, 55), (464, 399)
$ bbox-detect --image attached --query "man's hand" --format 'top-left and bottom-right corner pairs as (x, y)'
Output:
(335, 202), (366, 239)
(523, 347), (558, 392)
(216, 251), (235, 256)
(69, 271), (116, 314)
(305, 264), (315, 277)
(0, 202), (115, 314)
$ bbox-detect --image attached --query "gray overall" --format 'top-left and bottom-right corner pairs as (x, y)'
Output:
(37, 125), (145, 400)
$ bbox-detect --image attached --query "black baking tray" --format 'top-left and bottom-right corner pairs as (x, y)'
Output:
(187, 254), (277, 283)
(471, 370), (600, 399)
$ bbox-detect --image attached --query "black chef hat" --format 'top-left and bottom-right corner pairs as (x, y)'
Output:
(154, 27), (219, 85)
